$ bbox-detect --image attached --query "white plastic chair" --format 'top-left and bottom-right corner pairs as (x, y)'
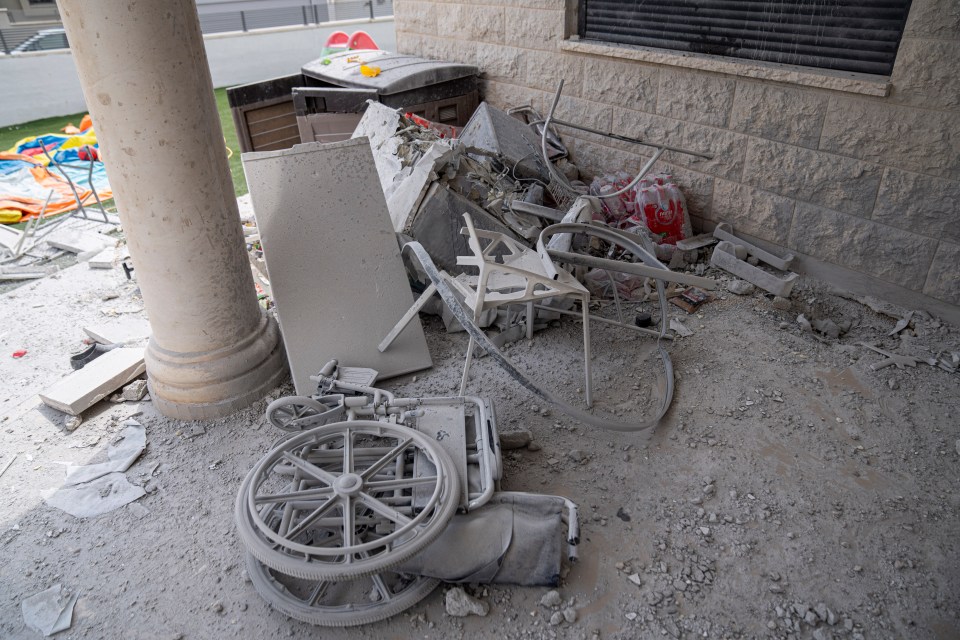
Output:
(447, 213), (592, 405)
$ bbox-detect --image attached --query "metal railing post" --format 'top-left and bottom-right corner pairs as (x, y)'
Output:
(240, 10), (247, 31)
(0, 30), (7, 55)
(367, 1), (374, 20)
(302, 5), (308, 25)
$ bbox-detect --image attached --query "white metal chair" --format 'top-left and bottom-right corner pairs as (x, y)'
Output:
(444, 213), (592, 405)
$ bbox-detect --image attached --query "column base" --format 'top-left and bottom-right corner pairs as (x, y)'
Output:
(146, 311), (288, 420)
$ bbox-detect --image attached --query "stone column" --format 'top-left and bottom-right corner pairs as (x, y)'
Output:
(58, 0), (286, 419)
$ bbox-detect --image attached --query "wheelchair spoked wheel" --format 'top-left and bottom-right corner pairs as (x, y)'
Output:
(244, 552), (439, 627)
(266, 396), (337, 432)
(235, 420), (460, 582)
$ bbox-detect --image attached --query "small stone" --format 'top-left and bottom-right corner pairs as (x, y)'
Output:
(540, 590), (562, 608)
(888, 378), (899, 390)
(65, 416), (83, 432)
(853, 565), (863, 573)
(527, 441), (542, 452)
(815, 603), (828, 621)
(499, 430), (532, 450)
(121, 379), (148, 402)
(804, 610), (818, 625)
(673, 579), (687, 591)
(549, 611), (564, 626)
(827, 609), (838, 626)
(664, 618), (681, 638)
(240, 570), (250, 583)
(767, 621), (777, 630)
(568, 449), (588, 463)
(444, 587), (489, 617)
(726, 280), (755, 296)
(563, 607), (577, 624)
(699, 526), (710, 535)
(772, 296), (791, 310)
(625, 612), (638, 621)
(627, 573), (642, 586)
(703, 484), (715, 495)
(729, 490), (738, 499)
(211, 601), (224, 613)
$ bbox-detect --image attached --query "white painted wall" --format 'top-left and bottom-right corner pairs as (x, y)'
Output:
(0, 18), (395, 127)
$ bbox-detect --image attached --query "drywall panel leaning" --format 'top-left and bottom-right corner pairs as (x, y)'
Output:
(242, 138), (432, 394)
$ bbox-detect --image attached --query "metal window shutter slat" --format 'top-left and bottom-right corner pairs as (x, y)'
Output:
(582, 0), (913, 76)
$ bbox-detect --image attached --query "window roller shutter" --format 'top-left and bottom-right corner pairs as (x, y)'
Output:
(581, 0), (913, 76)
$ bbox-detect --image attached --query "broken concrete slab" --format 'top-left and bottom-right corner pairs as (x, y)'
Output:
(87, 246), (116, 269)
(0, 265), (56, 281)
(675, 232), (718, 251)
(45, 228), (112, 255)
(242, 138), (432, 395)
(713, 222), (794, 271)
(711, 241), (799, 298)
(670, 318), (694, 337)
(38, 348), (146, 416)
(82, 318), (152, 345)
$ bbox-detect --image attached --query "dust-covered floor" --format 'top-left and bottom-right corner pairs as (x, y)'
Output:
(0, 257), (958, 640)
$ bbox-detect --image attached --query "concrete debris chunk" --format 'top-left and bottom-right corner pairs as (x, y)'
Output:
(711, 241), (798, 298)
(670, 318), (694, 337)
(726, 279), (755, 296)
(39, 348), (146, 416)
(83, 317), (152, 345)
(45, 228), (111, 255)
(444, 587), (489, 617)
(540, 590), (562, 607)
(87, 246), (117, 269)
(121, 379), (148, 401)
(500, 430), (533, 450)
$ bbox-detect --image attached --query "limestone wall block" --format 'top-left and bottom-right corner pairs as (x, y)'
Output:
(582, 56), (658, 115)
(712, 179), (796, 245)
(656, 69), (736, 127)
(874, 168), (960, 243)
(888, 39), (960, 111)
(789, 203), (937, 290)
(820, 98), (960, 180)
(903, 0), (960, 39)
(476, 45), (525, 82)
(729, 82), (827, 149)
(923, 241), (960, 305)
(505, 8), (564, 51)
(744, 138), (882, 217)
(393, 1), (436, 35)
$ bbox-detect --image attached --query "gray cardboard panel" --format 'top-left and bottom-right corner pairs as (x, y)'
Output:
(242, 138), (432, 394)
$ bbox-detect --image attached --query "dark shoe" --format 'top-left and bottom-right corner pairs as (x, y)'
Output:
(69, 343), (116, 370)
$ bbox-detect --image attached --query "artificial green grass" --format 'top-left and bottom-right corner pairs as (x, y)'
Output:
(0, 87), (247, 198)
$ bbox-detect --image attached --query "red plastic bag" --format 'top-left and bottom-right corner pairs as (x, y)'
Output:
(624, 175), (690, 246)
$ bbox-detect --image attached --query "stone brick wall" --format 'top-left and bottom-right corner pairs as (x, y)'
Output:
(394, 0), (959, 314)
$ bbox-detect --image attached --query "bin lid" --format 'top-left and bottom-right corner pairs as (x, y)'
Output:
(301, 50), (477, 96)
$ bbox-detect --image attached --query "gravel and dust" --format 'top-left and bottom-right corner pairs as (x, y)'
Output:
(0, 252), (958, 640)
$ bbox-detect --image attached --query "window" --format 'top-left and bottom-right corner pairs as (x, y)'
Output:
(577, 0), (913, 76)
